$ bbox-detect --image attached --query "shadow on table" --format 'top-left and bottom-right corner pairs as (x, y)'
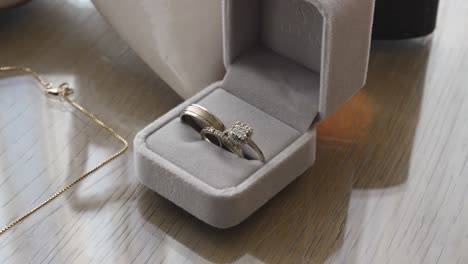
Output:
(137, 38), (432, 263)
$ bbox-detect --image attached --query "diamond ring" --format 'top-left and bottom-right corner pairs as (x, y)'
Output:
(201, 122), (265, 162)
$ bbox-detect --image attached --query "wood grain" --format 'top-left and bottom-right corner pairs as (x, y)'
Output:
(1, 0), (468, 263)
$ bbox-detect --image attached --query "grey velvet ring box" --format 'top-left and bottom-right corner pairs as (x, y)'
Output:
(134, 0), (375, 228)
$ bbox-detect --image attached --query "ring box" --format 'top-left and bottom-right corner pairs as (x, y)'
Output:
(134, 0), (375, 228)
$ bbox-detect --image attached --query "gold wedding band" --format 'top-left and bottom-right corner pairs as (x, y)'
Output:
(180, 104), (225, 132)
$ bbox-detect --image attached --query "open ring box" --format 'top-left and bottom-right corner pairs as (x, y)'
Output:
(134, 0), (375, 228)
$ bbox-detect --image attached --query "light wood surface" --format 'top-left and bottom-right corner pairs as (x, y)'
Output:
(1, 1), (468, 263)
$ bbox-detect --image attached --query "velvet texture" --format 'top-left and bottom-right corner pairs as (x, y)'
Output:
(135, 83), (317, 228)
(223, 49), (320, 132)
(223, 0), (375, 119)
(146, 88), (302, 189)
(134, 0), (375, 228)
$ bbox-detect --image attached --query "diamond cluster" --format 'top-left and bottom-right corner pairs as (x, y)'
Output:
(205, 127), (216, 133)
(203, 127), (223, 138)
(227, 121), (253, 142)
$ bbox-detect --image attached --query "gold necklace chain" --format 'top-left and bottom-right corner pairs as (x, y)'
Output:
(0, 66), (128, 236)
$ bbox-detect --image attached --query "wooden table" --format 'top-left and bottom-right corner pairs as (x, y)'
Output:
(1, 0), (467, 263)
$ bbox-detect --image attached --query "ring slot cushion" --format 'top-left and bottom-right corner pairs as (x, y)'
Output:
(134, 0), (375, 228)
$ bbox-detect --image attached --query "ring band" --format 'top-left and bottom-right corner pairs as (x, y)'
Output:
(201, 122), (265, 162)
(180, 104), (225, 132)
(200, 126), (225, 147)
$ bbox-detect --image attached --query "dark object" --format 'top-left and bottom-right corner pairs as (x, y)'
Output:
(0, 0), (32, 10)
(372, 0), (440, 39)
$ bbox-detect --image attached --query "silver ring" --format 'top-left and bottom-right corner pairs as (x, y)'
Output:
(222, 121), (265, 162)
(201, 122), (265, 162)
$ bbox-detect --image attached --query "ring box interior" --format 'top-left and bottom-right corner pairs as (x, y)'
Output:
(134, 0), (375, 228)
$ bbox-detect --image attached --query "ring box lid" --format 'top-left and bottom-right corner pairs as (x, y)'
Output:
(222, 0), (374, 132)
